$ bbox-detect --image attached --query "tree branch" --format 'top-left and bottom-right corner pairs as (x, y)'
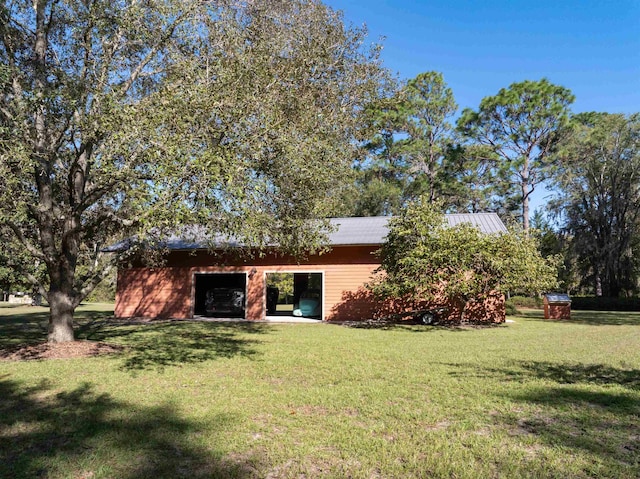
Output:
(74, 260), (116, 307)
(6, 259), (48, 299)
(4, 222), (46, 260)
(118, 12), (187, 97)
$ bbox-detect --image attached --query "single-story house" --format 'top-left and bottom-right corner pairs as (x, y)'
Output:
(115, 214), (507, 323)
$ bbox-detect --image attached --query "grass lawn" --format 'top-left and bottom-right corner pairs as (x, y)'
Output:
(0, 305), (639, 478)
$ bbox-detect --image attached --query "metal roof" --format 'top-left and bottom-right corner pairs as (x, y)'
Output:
(327, 216), (391, 245)
(107, 213), (507, 251)
(544, 293), (571, 303)
(327, 213), (507, 246)
(443, 213), (508, 234)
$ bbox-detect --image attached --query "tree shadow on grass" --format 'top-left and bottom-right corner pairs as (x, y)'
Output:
(336, 319), (490, 333)
(0, 305), (114, 349)
(75, 320), (269, 371)
(444, 360), (640, 473)
(390, 324), (485, 333)
(517, 308), (640, 326)
(0, 305), (268, 372)
(500, 361), (640, 390)
(498, 386), (640, 473)
(0, 376), (261, 478)
(444, 360), (640, 391)
(0, 309), (50, 348)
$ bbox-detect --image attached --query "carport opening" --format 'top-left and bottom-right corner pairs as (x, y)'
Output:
(266, 272), (323, 319)
(194, 273), (246, 318)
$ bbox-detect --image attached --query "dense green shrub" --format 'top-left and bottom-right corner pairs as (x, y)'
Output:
(571, 296), (640, 311)
(505, 301), (519, 315)
(508, 295), (543, 308)
(371, 199), (558, 321)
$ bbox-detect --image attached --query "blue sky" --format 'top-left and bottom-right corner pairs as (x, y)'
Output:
(328, 0), (639, 114)
(326, 0), (640, 212)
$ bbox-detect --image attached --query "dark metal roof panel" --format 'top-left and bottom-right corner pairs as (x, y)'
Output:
(544, 293), (571, 303)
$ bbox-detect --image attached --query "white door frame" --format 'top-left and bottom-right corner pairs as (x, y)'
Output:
(263, 270), (325, 320)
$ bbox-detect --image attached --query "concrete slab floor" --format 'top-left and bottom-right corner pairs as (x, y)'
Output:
(265, 315), (322, 323)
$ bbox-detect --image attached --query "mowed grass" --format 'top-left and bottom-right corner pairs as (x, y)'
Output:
(0, 305), (639, 478)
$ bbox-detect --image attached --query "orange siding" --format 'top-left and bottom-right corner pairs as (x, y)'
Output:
(115, 267), (192, 319)
(115, 245), (380, 321)
(114, 245), (505, 323)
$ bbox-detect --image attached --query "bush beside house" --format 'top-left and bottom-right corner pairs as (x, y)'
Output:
(369, 198), (558, 324)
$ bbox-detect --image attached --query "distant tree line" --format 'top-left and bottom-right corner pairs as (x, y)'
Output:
(340, 73), (640, 298)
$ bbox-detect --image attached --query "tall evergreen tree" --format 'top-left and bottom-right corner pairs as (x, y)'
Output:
(346, 71), (467, 216)
(458, 79), (575, 233)
(346, 95), (406, 216)
(397, 71), (457, 203)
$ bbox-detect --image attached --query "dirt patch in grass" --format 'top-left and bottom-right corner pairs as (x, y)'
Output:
(0, 340), (124, 361)
(423, 420), (452, 431)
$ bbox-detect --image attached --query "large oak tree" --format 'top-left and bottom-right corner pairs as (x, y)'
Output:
(0, 0), (388, 342)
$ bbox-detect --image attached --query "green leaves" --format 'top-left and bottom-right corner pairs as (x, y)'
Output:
(0, 0), (389, 321)
(552, 113), (640, 296)
(457, 78), (575, 231)
(345, 71), (462, 215)
(398, 71), (458, 202)
(371, 198), (558, 305)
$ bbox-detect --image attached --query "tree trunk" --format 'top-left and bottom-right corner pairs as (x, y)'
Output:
(459, 296), (470, 323)
(595, 272), (602, 297)
(522, 181), (530, 235)
(48, 291), (75, 343)
(33, 0), (76, 344)
(610, 283), (621, 298)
